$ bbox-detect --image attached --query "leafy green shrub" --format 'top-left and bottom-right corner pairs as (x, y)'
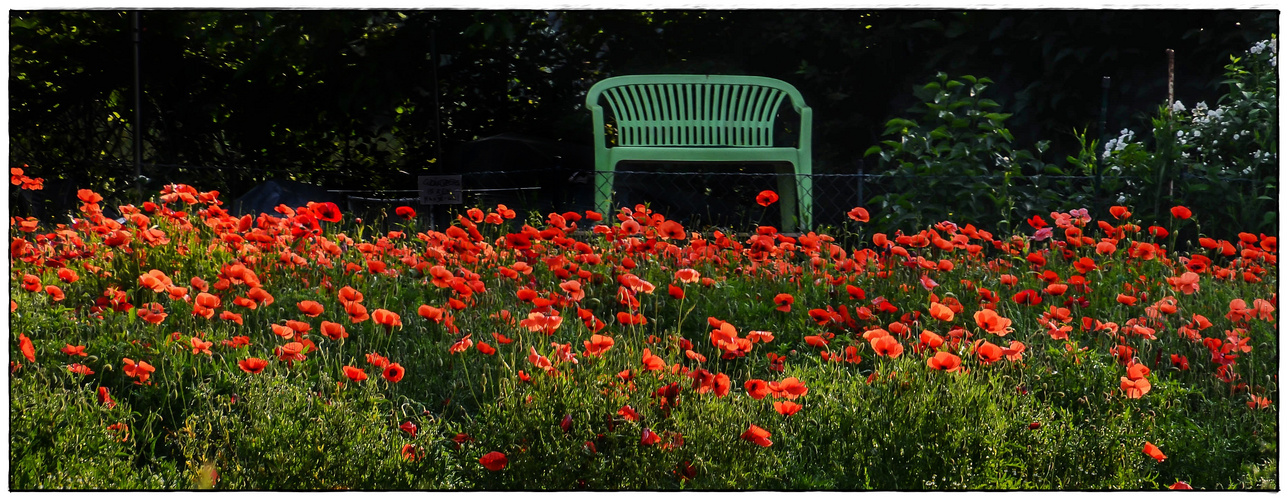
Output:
(864, 73), (1081, 235)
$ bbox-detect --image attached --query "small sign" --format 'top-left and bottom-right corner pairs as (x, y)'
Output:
(418, 175), (463, 205)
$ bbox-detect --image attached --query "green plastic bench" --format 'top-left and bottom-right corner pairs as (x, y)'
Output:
(585, 75), (813, 231)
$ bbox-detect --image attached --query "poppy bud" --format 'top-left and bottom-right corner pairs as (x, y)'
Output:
(560, 414), (573, 433)
(1029, 422), (1041, 430)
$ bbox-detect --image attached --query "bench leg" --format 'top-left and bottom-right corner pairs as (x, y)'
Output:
(797, 174), (812, 232)
(775, 164), (798, 232)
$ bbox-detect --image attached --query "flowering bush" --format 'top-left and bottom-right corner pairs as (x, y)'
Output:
(1100, 35), (1278, 236)
(7, 177), (1277, 489)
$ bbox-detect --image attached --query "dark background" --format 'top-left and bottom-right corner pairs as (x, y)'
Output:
(9, 10), (1278, 219)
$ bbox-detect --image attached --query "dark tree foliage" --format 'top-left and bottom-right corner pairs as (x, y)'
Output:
(9, 9), (1277, 214)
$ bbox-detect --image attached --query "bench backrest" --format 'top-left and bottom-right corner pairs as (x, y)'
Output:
(586, 75), (810, 148)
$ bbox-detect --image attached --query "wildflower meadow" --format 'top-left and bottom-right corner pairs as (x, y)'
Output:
(7, 171), (1278, 489)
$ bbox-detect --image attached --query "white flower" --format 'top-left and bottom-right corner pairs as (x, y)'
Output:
(1170, 100), (1186, 114)
(1251, 41), (1267, 54)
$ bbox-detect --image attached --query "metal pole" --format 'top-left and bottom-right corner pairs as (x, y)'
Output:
(1166, 49), (1175, 110)
(1166, 49), (1175, 198)
(1096, 76), (1108, 204)
(431, 25), (443, 167)
(132, 10), (143, 196)
(1098, 76), (1110, 145)
(855, 159), (864, 213)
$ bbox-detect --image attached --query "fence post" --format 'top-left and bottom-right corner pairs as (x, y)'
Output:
(855, 159), (865, 212)
(132, 10), (143, 198)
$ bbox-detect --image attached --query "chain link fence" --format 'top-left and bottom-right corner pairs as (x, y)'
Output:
(11, 158), (1264, 236)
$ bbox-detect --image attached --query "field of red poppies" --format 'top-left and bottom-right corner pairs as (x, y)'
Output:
(7, 171), (1278, 489)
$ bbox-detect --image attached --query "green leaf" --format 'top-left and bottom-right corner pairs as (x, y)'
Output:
(863, 145), (883, 157)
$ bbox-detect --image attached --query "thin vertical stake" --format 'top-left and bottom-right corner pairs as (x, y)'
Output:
(132, 10), (143, 197)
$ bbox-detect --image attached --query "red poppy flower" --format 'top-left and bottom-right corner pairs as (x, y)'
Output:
(18, 333), (36, 363)
(927, 351), (962, 372)
(745, 379), (772, 400)
(928, 302), (954, 322)
(773, 401), (802, 416)
(365, 352), (390, 369)
(847, 206), (870, 222)
(395, 206), (416, 220)
(617, 311), (648, 326)
(674, 268), (700, 284)
(755, 190), (779, 207)
(21, 274), (41, 293)
(313, 202), (343, 222)
(870, 335), (903, 358)
(67, 363), (95, 375)
(190, 336), (214, 355)
(640, 428), (662, 446)
(804, 335), (829, 348)
(740, 424), (773, 447)
(400, 421), (418, 437)
(297, 300), (324, 317)
(219, 310), (243, 325)
(1012, 289), (1042, 306)
(1248, 395), (1272, 410)
(773, 293), (794, 313)
(975, 340), (1004, 364)
(383, 363), (405, 383)
(55, 268), (79, 284)
(1169, 481), (1193, 490)
(239, 357), (269, 374)
(1109, 206), (1131, 219)
(1120, 377), (1151, 399)
(519, 312), (563, 335)
(400, 444), (422, 461)
(618, 404), (640, 421)
(1170, 205), (1192, 219)
(319, 321), (349, 341)
(449, 335), (474, 355)
(657, 220), (686, 240)
(770, 377), (809, 400)
(61, 344), (87, 357)
(480, 451), (508, 471)
(417, 304), (445, 322)
(97, 386), (116, 408)
(1142, 442), (1166, 462)
(122, 358), (156, 384)
(642, 348), (666, 371)
(372, 309), (402, 330)
(583, 334), (615, 357)
(343, 365), (368, 382)
(973, 309), (1013, 336)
